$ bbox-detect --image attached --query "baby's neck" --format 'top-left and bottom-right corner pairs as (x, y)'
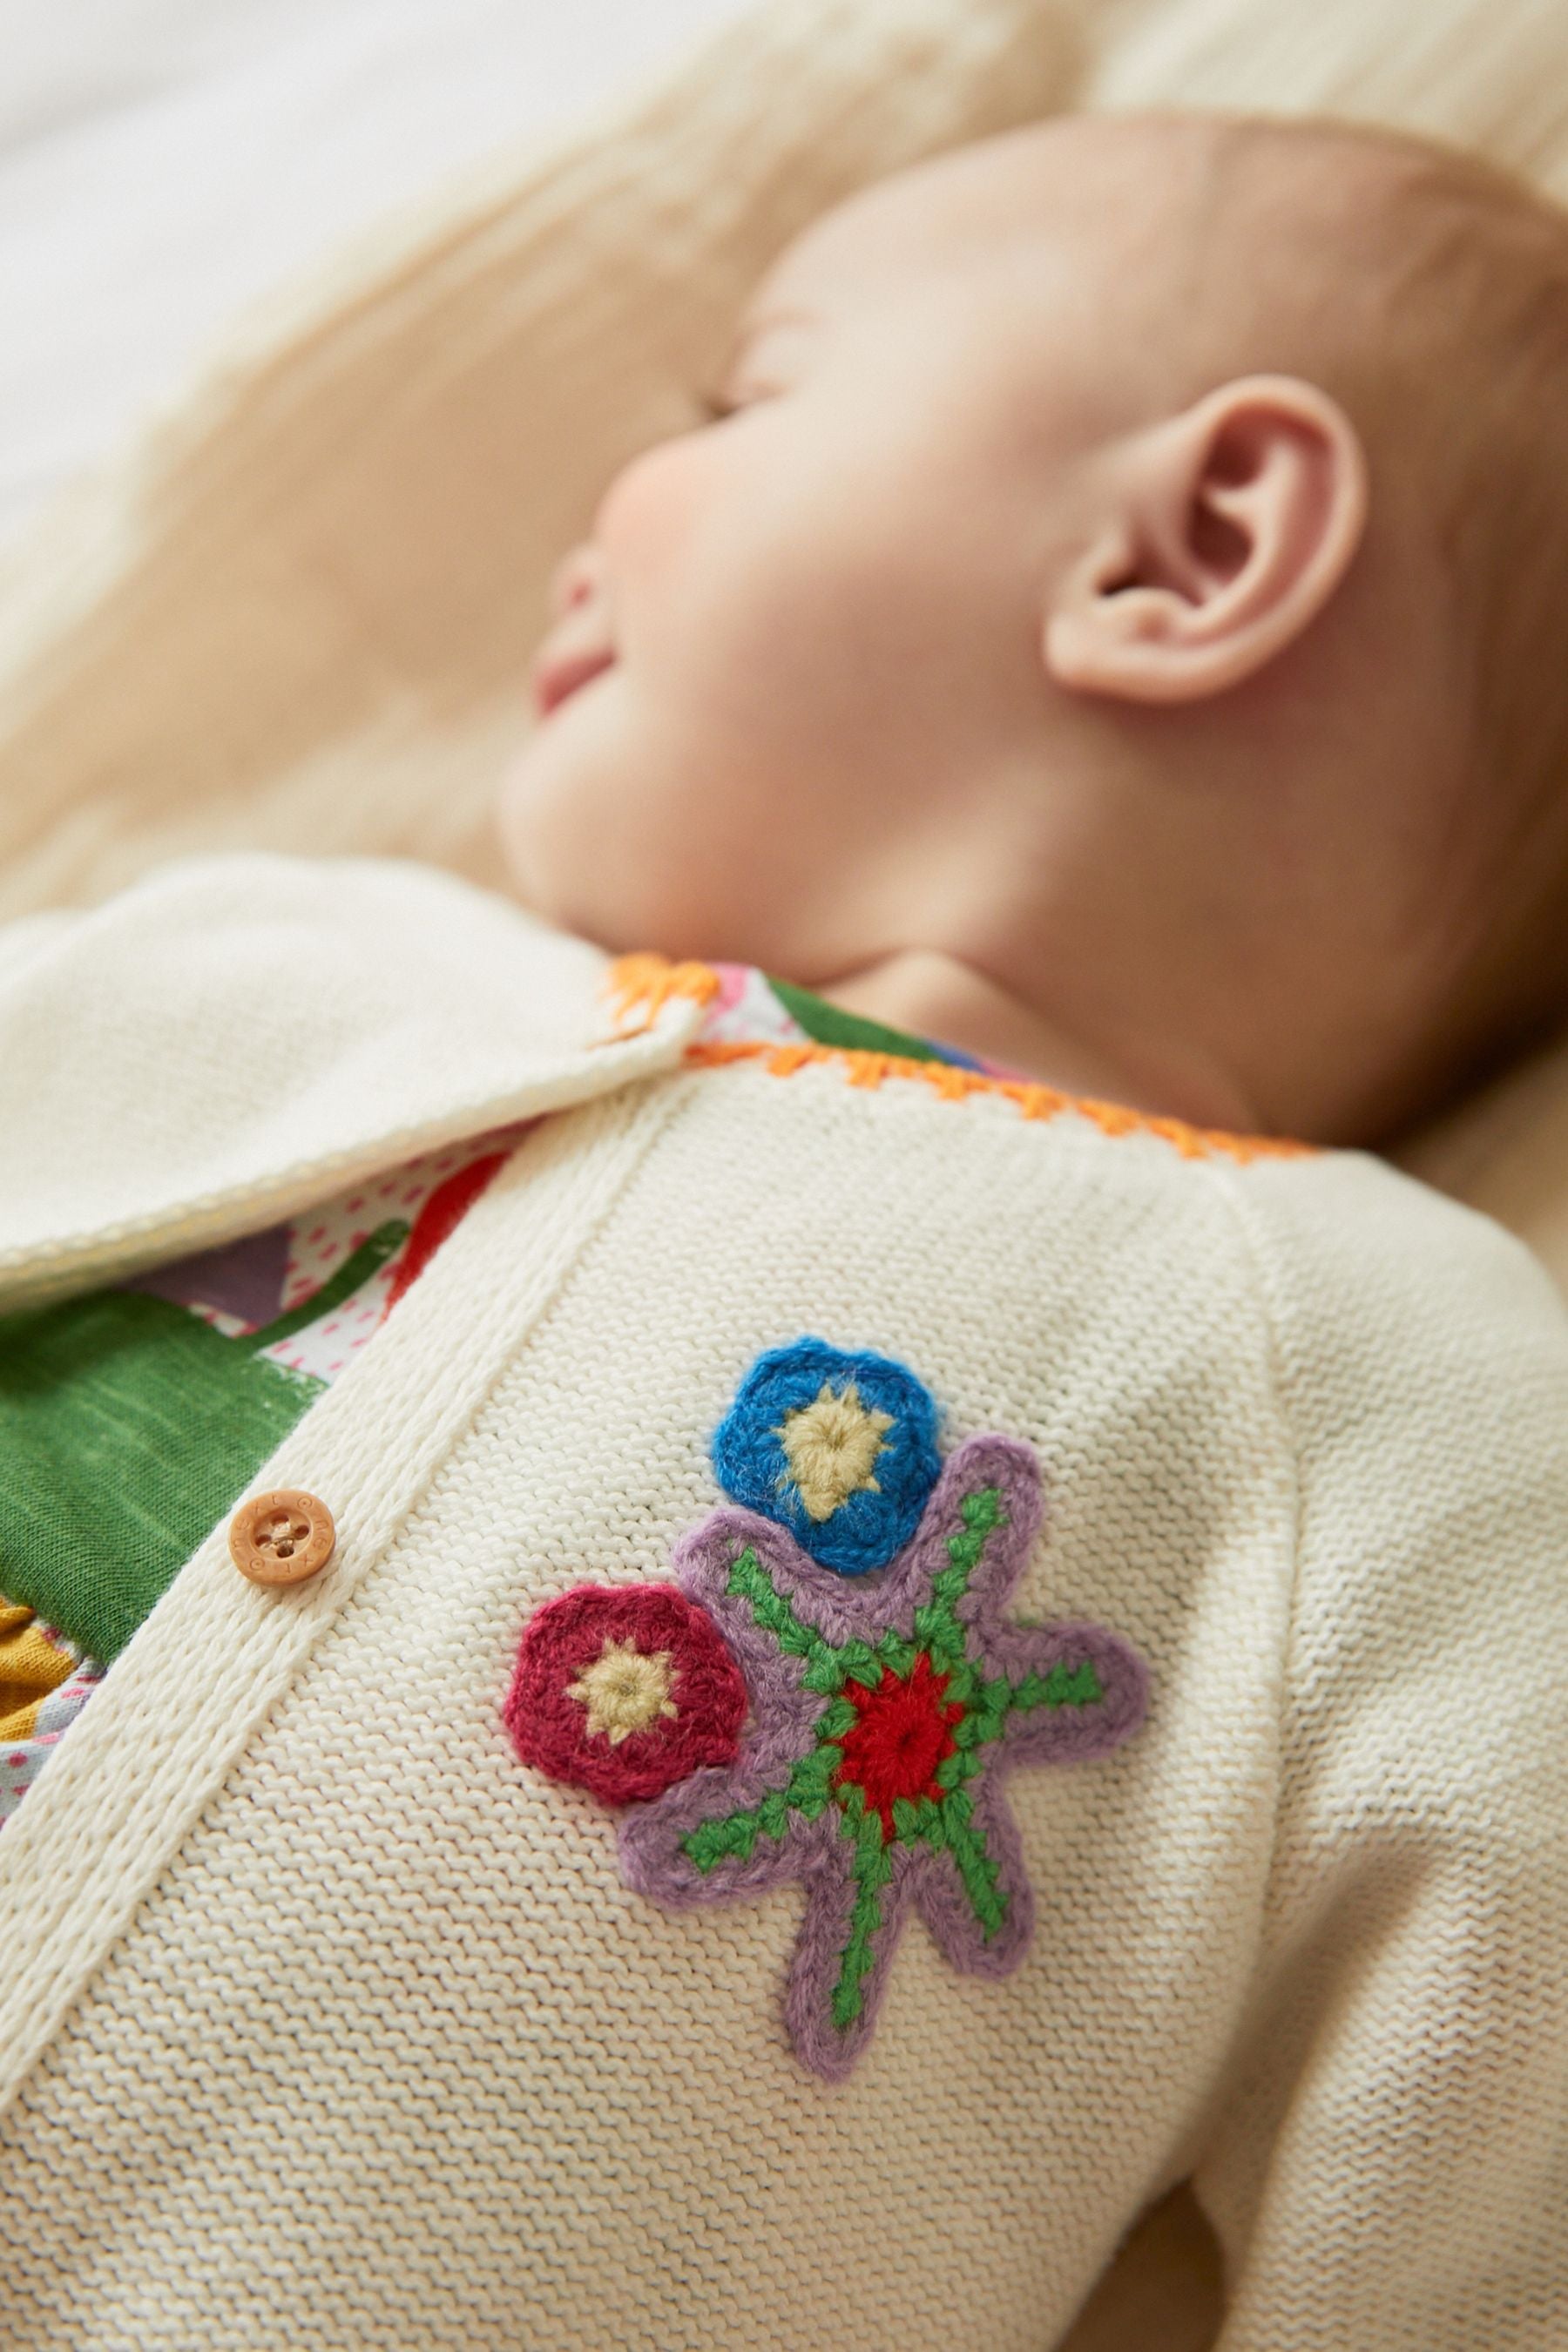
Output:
(815, 948), (1263, 1132)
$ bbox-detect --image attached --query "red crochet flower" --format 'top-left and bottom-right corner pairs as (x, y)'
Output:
(832, 1652), (964, 1840)
(504, 1584), (747, 1805)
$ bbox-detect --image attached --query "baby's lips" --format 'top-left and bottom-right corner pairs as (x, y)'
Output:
(533, 542), (618, 715)
(531, 635), (617, 719)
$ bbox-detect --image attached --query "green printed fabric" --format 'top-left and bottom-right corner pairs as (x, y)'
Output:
(763, 974), (951, 1063)
(0, 1289), (325, 1663)
(0, 1220), (410, 1662)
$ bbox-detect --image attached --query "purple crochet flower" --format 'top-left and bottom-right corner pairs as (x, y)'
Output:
(619, 1433), (1149, 2079)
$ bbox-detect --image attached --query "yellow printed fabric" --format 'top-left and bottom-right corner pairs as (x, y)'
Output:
(0, 1605), (74, 1740)
(0, 1602), (102, 1821)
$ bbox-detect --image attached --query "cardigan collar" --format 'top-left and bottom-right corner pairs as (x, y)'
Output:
(0, 854), (700, 1308)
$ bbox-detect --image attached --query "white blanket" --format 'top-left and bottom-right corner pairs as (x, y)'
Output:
(0, 0), (754, 556)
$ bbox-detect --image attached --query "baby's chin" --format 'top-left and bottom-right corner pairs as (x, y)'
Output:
(497, 687), (636, 933)
(497, 672), (862, 970)
(496, 740), (569, 916)
(497, 768), (621, 944)
(496, 719), (725, 958)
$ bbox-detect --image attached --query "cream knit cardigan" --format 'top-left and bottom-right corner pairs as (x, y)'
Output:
(1, 854), (1565, 2352)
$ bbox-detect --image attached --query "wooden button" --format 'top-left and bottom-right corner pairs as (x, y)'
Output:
(229, 1489), (336, 1587)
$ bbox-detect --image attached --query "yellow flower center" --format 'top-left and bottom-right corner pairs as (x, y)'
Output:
(567, 1637), (679, 1745)
(776, 1382), (895, 1523)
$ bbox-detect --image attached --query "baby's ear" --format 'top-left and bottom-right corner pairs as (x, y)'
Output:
(1043, 376), (1368, 703)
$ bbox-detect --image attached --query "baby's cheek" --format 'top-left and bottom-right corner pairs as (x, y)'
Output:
(593, 436), (719, 575)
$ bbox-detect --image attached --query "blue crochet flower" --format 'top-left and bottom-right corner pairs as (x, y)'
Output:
(712, 1339), (943, 1575)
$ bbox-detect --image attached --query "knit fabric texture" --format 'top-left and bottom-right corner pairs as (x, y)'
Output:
(2, 865), (1566, 2351)
(1, 0), (1566, 2316)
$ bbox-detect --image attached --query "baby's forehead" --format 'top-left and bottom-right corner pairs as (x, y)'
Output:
(741, 119), (1362, 422)
(752, 113), (1494, 333)
(754, 118), (1152, 310)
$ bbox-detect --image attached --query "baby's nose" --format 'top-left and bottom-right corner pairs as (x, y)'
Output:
(548, 544), (606, 620)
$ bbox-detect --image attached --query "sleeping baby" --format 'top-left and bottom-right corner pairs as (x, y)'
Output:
(1, 110), (1566, 2352)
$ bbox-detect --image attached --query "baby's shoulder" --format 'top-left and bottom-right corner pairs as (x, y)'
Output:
(1217, 1141), (1565, 1364)
(1205, 1145), (1568, 1538)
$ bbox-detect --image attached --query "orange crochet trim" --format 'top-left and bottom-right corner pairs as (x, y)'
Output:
(605, 953), (1312, 1162)
(604, 953), (722, 1037)
(685, 1039), (1312, 1164)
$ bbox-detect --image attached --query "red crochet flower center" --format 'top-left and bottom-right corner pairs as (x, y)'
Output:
(504, 1583), (747, 1808)
(833, 1652), (963, 1841)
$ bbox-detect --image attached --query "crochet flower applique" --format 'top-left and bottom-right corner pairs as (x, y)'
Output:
(504, 1339), (1149, 2080)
